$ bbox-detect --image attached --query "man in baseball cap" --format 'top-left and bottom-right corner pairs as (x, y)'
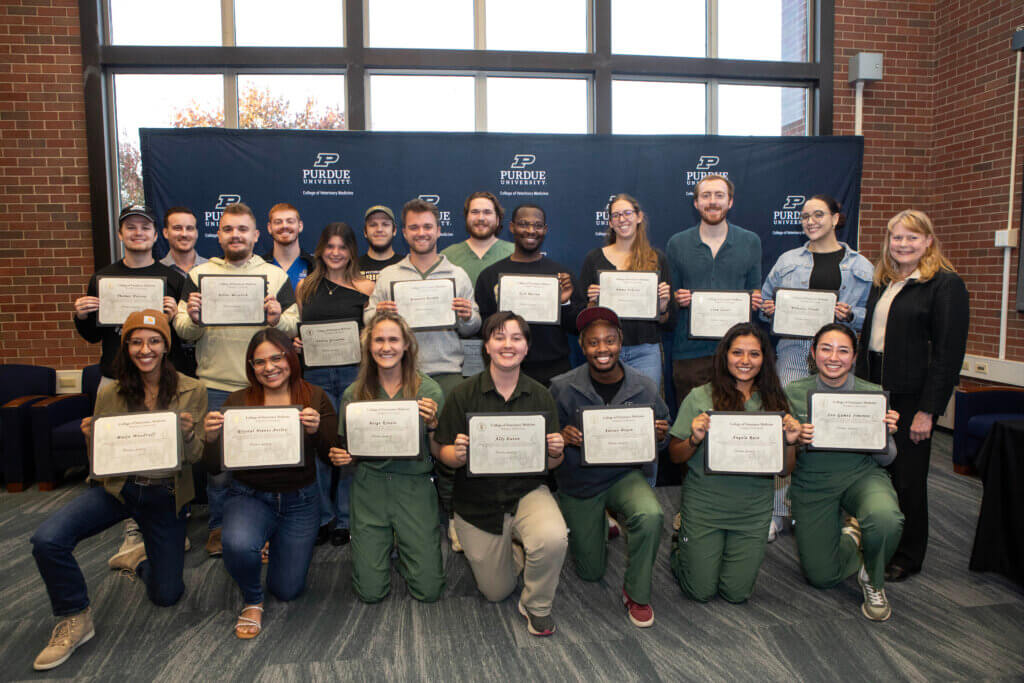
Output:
(548, 307), (670, 629)
(357, 205), (404, 282)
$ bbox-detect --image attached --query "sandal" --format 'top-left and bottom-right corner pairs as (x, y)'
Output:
(234, 604), (264, 640)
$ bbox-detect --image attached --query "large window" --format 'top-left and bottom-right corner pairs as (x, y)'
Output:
(88, 0), (830, 260)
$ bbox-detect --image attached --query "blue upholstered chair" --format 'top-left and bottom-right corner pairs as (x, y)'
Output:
(952, 386), (1024, 474)
(30, 364), (103, 491)
(0, 364), (57, 491)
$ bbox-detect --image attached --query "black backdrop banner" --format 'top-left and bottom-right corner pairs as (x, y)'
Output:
(141, 128), (864, 277)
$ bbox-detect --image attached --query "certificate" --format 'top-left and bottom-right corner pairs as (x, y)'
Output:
(91, 410), (182, 478)
(498, 274), (560, 324)
(598, 271), (659, 321)
(345, 400), (421, 459)
(689, 290), (751, 339)
(221, 406), (303, 470)
(580, 405), (656, 466)
(461, 338), (485, 377)
(96, 276), (166, 326)
(467, 412), (547, 477)
(299, 320), (361, 367)
(199, 274), (267, 326)
(772, 289), (838, 338)
(390, 278), (456, 330)
(808, 391), (889, 453)
(705, 411), (785, 476)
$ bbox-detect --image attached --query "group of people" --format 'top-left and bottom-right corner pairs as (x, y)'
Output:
(29, 175), (969, 671)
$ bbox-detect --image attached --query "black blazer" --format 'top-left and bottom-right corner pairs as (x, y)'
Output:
(855, 268), (969, 416)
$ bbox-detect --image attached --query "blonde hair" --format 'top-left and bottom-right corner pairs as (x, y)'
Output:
(873, 209), (956, 286)
(606, 193), (658, 272)
(350, 311), (422, 401)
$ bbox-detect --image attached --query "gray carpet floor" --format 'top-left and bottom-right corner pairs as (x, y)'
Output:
(1, 431), (1022, 682)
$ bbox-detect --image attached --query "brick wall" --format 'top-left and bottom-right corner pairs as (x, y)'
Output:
(0, 0), (95, 368)
(1, 0), (1023, 375)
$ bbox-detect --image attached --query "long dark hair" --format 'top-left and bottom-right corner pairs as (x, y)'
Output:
(243, 328), (312, 407)
(298, 222), (364, 306)
(710, 323), (788, 412)
(114, 331), (178, 410)
(807, 322), (859, 376)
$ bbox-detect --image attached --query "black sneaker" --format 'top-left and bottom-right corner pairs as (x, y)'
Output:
(315, 524), (331, 546)
(331, 528), (350, 546)
(518, 601), (555, 637)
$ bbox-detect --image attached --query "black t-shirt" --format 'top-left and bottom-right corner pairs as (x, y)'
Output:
(73, 260), (186, 378)
(579, 247), (676, 346)
(809, 248), (845, 292)
(358, 253), (404, 282)
(590, 373), (624, 405)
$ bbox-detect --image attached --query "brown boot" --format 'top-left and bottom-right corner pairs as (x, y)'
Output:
(205, 528), (223, 557)
(33, 608), (95, 671)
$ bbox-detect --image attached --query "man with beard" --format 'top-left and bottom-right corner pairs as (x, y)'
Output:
(262, 202), (315, 290)
(358, 205), (404, 282)
(440, 191), (514, 286)
(475, 204), (587, 387)
(666, 175), (762, 406)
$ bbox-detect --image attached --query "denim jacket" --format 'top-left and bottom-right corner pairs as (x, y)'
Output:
(549, 363), (670, 498)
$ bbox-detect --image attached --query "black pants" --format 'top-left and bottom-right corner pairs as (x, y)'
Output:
(886, 391), (932, 572)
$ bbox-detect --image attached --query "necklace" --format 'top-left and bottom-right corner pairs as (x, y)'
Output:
(325, 280), (340, 296)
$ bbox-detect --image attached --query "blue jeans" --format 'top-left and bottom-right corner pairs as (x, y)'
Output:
(618, 343), (662, 487)
(31, 483), (187, 616)
(206, 388), (233, 529)
(305, 365), (358, 528)
(222, 480), (320, 605)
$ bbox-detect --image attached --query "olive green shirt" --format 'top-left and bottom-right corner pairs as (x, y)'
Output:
(669, 383), (773, 528)
(440, 239), (515, 287)
(338, 372), (442, 476)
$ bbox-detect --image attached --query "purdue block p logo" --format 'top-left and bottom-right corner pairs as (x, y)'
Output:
(510, 154), (536, 169)
(695, 155), (720, 171)
(782, 195), (806, 210)
(313, 152), (340, 168)
(214, 194), (241, 209)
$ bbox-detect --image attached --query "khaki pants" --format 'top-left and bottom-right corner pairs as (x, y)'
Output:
(454, 485), (568, 616)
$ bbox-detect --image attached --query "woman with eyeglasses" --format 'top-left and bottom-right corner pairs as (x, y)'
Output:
(759, 195), (874, 541)
(580, 193), (674, 487)
(294, 222), (374, 548)
(30, 311), (206, 671)
(202, 327), (337, 639)
(855, 209), (968, 583)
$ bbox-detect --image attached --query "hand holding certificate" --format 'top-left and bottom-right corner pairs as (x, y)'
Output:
(771, 289), (838, 338)
(222, 406), (303, 470)
(299, 320), (361, 367)
(345, 400), (421, 459)
(597, 271), (659, 321)
(689, 291), (751, 339)
(498, 274), (560, 324)
(467, 413), (547, 476)
(91, 411), (182, 477)
(199, 274), (267, 326)
(808, 391), (889, 452)
(580, 405), (656, 466)
(390, 278), (456, 330)
(96, 276), (166, 326)
(705, 411), (785, 475)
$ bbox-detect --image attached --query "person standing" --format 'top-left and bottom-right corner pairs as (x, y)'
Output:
(159, 206), (207, 277)
(855, 209), (969, 582)
(440, 191), (514, 286)
(358, 205), (404, 282)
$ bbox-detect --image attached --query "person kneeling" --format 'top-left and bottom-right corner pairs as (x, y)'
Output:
(434, 312), (568, 636)
(786, 323), (904, 621)
(549, 307), (669, 627)
(328, 312), (445, 603)
(31, 311), (206, 671)
(202, 328), (337, 639)
(667, 323), (801, 604)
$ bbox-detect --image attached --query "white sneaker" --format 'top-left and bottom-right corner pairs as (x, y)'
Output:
(767, 517), (783, 543)
(448, 518), (463, 553)
(109, 519), (143, 570)
(858, 565), (892, 621)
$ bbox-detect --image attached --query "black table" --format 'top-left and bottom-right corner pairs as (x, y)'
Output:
(969, 418), (1024, 586)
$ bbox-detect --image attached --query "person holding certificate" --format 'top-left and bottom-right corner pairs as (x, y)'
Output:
(666, 323), (801, 604)
(785, 323), (903, 621)
(435, 312), (568, 637)
(30, 311), (206, 671)
(326, 311), (445, 603)
(855, 209), (969, 583)
(758, 195), (874, 541)
(201, 328), (337, 639)
(549, 307), (670, 628)
(294, 222), (374, 548)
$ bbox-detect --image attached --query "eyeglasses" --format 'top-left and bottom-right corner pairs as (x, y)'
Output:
(801, 210), (828, 222)
(513, 221), (546, 230)
(128, 338), (164, 350)
(609, 209), (636, 221)
(250, 353), (286, 369)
